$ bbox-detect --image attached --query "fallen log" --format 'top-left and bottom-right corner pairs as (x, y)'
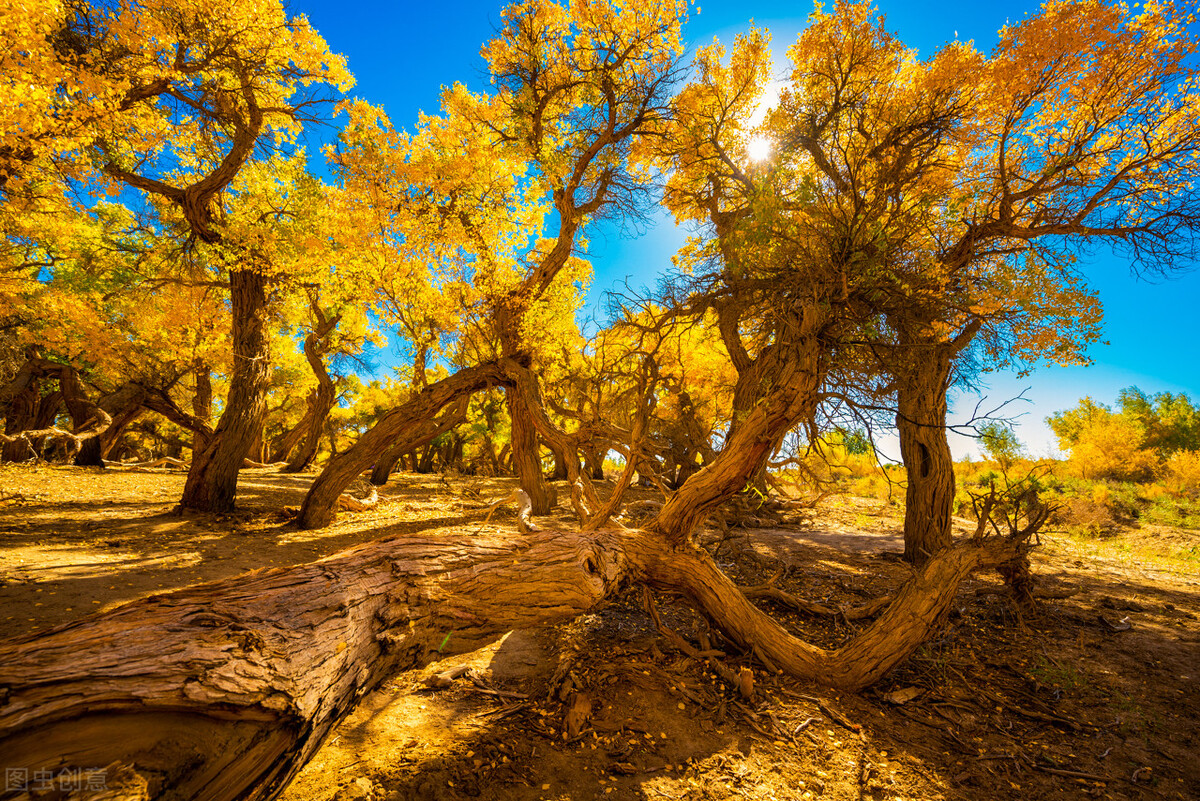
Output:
(0, 525), (626, 801)
(102, 456), (190, 470)
(0, 523), (1027, 801)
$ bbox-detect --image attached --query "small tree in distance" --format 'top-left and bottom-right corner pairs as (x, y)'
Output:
(979, 421), (1023, 472)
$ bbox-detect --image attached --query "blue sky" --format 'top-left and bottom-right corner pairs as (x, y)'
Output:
(294, 0), (1200, 459)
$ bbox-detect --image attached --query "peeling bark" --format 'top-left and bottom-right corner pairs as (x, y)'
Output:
(0, 526), (626, 801)
(0, 521), (1028, 801)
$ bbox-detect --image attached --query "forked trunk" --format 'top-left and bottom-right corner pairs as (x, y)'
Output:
(76, 383), (148, 466)
(179, 269), (271, 513)
(633, 534), (1025, 689)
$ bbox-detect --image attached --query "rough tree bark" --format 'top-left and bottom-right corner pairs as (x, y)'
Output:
(0, 522), (1028, 801)
(192, 364), (213, 455)
(895, 363), (954, 565)
(0, 525), (626, 801)
(891, 321), (979, 565)
(548, 441), (573, 481)
(505, 385), (555, 515)
(0, 349), (113, 463)
(649, 344), (824, 546)
(298, 363), (503, 529)
(179, 269), (271, 512)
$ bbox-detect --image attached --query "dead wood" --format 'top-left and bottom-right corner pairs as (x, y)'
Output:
(0, 526), (627, 801)
(740, 580), (892, 621)
(242, 458), (288, 469)
(336, 485), (379, 512)
(103, 457), (190, 470)
(1, 507), (1038, 800)
(475, 488), (539, 532)
(630, 532), (1035, 691)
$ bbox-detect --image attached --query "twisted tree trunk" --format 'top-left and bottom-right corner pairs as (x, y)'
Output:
(0, 350), (113, 464)
(368, 397), (469, 486)
(285, 306), (341, 474)
(896, 357), (955, 565)
(298, 363), (502, 529)
(0, 520), (1027, 801)
(649, 349), (823, 546)
(75, 383), (148, 466)
(505, 385), (555, 514)
(891, 321), (978, 565)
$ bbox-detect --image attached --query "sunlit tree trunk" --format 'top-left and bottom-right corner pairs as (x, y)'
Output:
(650, 312), (827, 545)
(505, 385), (555, 514)
(896, 355), (956, 564)
(180, 269), (271, 512)
(192, 363), (213, 455)
(891, 321), (978, 565)
(299, 364), (502, 529)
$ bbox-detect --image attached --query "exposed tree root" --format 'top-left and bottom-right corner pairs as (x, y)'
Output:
(336, 485), (379, 512)
(0, 521), (1031, 800)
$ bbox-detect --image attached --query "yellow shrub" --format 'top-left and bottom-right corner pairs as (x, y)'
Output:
(850, 474), (891, 501)
(1164, 450), (1200, 496)
(1069, 415), (1158, 481)
(1141, 483), (1171, 502)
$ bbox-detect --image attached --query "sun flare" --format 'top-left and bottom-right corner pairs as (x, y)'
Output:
(746, 136), (772, 162)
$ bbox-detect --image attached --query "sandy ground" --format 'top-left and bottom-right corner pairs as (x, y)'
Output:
(1, 463), (1198, 801)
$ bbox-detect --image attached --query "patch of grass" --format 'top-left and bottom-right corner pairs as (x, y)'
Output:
(1029, 654), (1088, 692)
(1143, 495), (1200, 528)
